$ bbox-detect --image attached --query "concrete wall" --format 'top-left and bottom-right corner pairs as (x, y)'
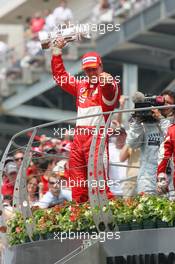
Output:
(0, 0), (27, 18)
(69, 0), (97, 22)
(0, 24), (24, 58)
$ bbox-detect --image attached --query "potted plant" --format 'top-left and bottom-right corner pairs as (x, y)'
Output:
(113, 199), (133, 231)
(7, 196), (175, 245)
(7, 212), (29, 245)
(133, 195), (157, 229)
(155, 198), (175, 228)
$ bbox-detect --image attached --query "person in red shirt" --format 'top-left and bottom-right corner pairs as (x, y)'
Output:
(1, 162), (18, 197)
(51, 37), (120, 203)
(30, 12), (45, 34)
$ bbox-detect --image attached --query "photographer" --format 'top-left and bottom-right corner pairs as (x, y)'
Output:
(125, 90), (175, 194)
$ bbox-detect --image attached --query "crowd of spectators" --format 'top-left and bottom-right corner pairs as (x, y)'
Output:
(91, 0), (159, 24)
(0, 0), (74, 97)
(1, 132), (73, 210)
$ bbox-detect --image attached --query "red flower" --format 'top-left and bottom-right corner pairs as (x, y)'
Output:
(139, 192), (145, 196)
(124, 198), (134, 207)
(53, 205), (61, 213)
(62, 201), (68, 206)
(15, 227), (21, 233)
(71, 207), (76, 213)
(70, 214), (77, 222)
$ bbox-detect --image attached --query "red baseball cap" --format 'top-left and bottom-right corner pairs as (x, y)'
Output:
(82, 51), (102, 69)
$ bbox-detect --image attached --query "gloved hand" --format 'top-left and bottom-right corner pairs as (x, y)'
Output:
(157, 172), (169, 194)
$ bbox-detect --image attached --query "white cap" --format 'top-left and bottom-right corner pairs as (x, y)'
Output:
(53, 160), (67, 176)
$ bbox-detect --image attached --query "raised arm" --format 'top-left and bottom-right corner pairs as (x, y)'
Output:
(51, 38), (79, 96)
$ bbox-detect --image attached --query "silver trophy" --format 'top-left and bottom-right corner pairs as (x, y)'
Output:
(39, 24), (91, 49)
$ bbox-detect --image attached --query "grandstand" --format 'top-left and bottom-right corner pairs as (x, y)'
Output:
(1, 0), (175, 263)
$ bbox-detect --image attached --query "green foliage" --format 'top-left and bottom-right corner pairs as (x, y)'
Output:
(7, 195), (175, 246)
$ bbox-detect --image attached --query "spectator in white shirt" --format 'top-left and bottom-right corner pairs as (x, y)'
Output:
(0, 41), (8, 55)
(109, 127), (128, 196)
(25, 35), (42, 57)
(39, 173), (72, 209)
(53, 0), (73, 26)
(92, 0), (114, 24)
(44, 9), (56, 32)
(20, 34), (43, 67)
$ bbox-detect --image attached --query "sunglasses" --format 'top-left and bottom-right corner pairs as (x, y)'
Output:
(15, 157), (23, 161)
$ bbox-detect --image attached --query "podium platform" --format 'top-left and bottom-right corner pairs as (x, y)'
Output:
(2, 228), (175, 264)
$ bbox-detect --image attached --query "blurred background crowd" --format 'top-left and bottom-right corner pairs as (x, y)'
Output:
(0, 0), (158, 98)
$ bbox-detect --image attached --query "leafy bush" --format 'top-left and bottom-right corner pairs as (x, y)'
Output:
(7, 195), (175, 246)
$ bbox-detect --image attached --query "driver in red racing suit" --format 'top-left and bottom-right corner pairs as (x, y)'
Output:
(157, 123), (175, 193)
(51, 38), (120, 203)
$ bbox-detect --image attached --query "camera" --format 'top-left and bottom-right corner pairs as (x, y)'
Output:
(39, 24), (91, 49)
(132, 92), (165, 122)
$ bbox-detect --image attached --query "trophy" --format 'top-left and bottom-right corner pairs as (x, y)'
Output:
(39, 24), (91, 50)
